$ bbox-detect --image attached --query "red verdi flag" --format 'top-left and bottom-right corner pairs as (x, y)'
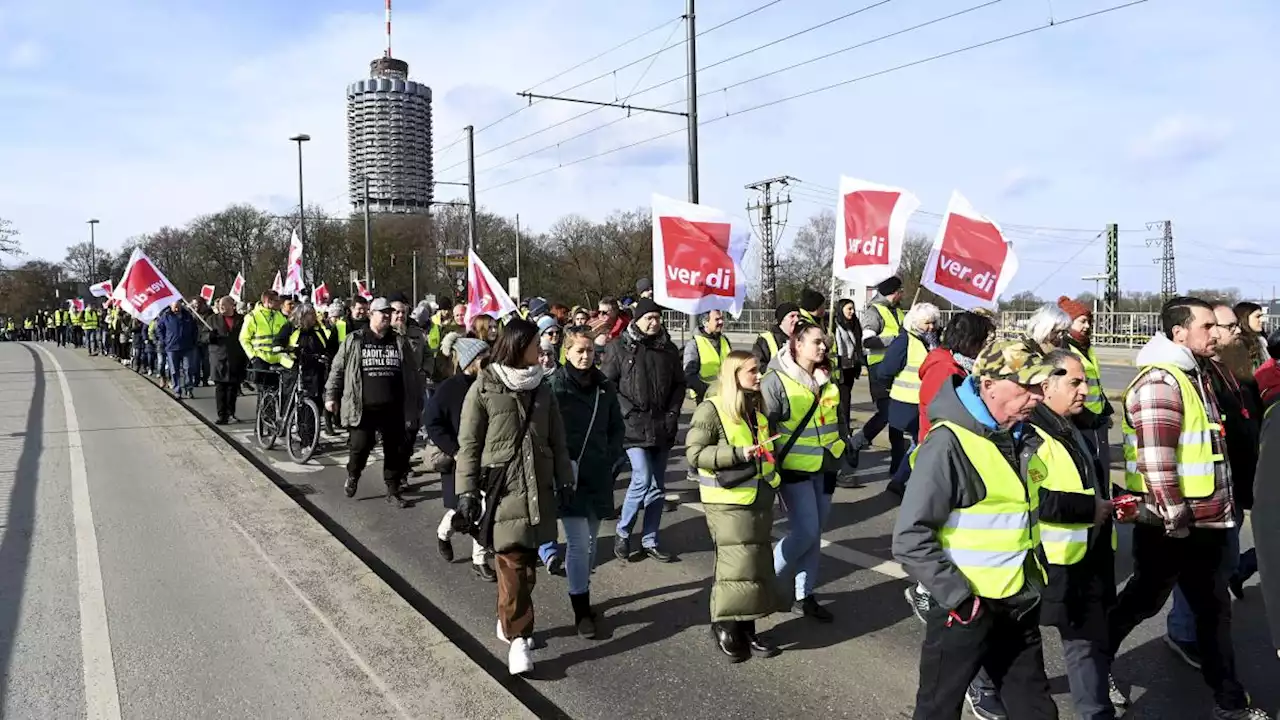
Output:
(650, 194), (748, 316)
(920, 191), (1019, 310)
(111, 248), (184, 323)
(354, 280), (373, 301)
(312, 282), (330, 307)
(271, 271), (284, 294)
(89, 280), (114, 298)
(200, 284), (215, 302)
(832, 176), (920, 287)
(465, 250), (518, 327)
(230, 272), (245, 302)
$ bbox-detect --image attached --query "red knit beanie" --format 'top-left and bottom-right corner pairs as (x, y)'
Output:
(1057, 295), (1091, 320)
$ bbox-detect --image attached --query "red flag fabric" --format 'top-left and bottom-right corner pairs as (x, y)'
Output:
(110, 248), (184, 323)
(920, 191), (1020, 310)
(832, 176), (920, 288)
(200, 284), (215, 302)
(650, 194), (748, 316)
(271, 271), (284, 294)
(354, 280), (373, 301)
(230, 272), (245, 302)
(283, 229), (304, 294)
(89, 280), (114, 298)
(465, 250), (518, 327)
(312, 282), (330, 307)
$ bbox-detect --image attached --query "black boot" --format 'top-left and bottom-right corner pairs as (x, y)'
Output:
(710, 622), (749, 663)
(743, 620), (780, 658)
(344, 475), (358, 498)
(385, 481), (410, 509)
(569, 592), (598, 639)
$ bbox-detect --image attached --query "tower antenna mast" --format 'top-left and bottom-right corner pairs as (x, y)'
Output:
(385, 0), (392, 58)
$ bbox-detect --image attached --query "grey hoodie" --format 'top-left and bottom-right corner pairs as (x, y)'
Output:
(891, 376), (1044, 613)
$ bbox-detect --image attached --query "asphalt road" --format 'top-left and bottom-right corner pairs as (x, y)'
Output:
(95, 352), (1276, 719)
(0, 342), (533, 719)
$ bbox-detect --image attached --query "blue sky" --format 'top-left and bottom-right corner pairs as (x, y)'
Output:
(2, 0), (1277, 300)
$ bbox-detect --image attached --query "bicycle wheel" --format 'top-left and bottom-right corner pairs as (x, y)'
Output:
(256, 392), (279, 450)
(287, 397), (321, 463)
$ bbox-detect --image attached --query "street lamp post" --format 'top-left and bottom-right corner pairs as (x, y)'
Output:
(86, 219), (100, 285)
(289, 134), (310, 285)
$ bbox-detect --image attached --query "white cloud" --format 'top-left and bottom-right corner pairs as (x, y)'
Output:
(1129, 114), (1231, 166)
(3, 39), (42, 69)
(999, 167), (1049, 199)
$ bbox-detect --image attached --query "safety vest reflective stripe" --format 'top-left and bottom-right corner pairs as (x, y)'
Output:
(245, 308), (287, 363)
(1027, 424), (1104, 565)
(697, 397), (778, 506)
(1069, 345), (1105, 413)
(889, 333), (927, 405)
(758, 331), (780, 361)
(1121, 363), (1222, 498)
(774, 372), (845, 472)
(81, 311), (99, 329)
(932, 420), (1045, 599)
(694, 334), (730, 383)
(866, 304), (903, 366)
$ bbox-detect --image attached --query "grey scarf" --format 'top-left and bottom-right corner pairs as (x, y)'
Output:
(491, 363), (544, 392)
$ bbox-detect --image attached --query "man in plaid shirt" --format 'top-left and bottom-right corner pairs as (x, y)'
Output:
(1108, 296), (1266, 719)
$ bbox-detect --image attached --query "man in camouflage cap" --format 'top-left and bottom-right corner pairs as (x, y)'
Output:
(892, 338), (1060, 720)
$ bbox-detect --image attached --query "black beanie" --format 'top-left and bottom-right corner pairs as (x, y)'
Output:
(876, 276), (903, 296)
(632, 298), (661, 320)
(799, 288), (824, 312)
(775, 302), (800, 323)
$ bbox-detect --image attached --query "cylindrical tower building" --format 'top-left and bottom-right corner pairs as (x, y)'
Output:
(347, 56), (433, 214)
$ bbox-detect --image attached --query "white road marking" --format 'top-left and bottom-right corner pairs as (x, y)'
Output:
(228, 519), (413, 720)
(30, 344), (123, 720)
(682, 500), (909, 581)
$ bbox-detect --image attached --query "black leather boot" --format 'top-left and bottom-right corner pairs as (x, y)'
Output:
(710, 622), (749, 663)
(743, 620), (780, 658)
(569, 592), (598, 639)
(384, 481), (410, 509)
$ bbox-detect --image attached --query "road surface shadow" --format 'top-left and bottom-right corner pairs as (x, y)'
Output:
(0, 345), (44, 705)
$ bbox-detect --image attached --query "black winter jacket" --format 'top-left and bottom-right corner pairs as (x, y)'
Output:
(1205, 359), (1261, 510)
(602, 324), (685, 449)
(208, 313), (247, 384)
(423, 372), (476, 457)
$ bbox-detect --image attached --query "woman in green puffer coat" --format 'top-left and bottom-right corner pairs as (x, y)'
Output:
(547, 326), (625, 639)
(686, 350), (782, 664)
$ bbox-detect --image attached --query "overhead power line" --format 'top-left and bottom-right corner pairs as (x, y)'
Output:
(442, 0), (1008, 179)
(524, 16), (684, 94)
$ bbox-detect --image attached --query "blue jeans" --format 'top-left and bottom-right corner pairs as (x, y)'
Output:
(86, 328), (101, 354)
(167, 349), (196, 395)
(774, 473), (834, 600)
(563, 514), (601, 595)
(1167, 518), (1242, 644)
(616, 446), (670, 549)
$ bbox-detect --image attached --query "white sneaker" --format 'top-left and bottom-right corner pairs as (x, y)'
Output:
(496, 619), (507, 643)
(507, 637), (533, 676)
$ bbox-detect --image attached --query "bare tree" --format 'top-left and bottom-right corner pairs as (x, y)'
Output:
(0, 218), (20, 256)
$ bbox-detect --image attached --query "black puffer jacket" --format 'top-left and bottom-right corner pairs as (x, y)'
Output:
(602, 324), (685, 449)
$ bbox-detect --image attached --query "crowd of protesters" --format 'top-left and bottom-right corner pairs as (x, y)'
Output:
(17, 276), (1280, 719)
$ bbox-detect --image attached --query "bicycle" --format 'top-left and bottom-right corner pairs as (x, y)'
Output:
(254, 349), (325, 463)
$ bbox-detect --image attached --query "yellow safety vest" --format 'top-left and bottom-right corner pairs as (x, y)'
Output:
(695, 334), (730, 384)
(23, 319), (33, 329)
(757, 331), (780, 362)
(889, 333), (928, 405)
(1026, 425), (1116, 566)
(1068, 344), (1105, 414)
(866, 303), (904, 366)
(426, 321), (441, 352)
(799, 309), (820, 326)
(240, 306), (287, 364)
(81, 310), (100, 330)
(70, 311), (82, 326)
(775, 372), (845, 472)
(932, 420), (1047, 599)
(696, 397), (779, 505)
(1121, 363), (1222, 498)
(278, 326), (329, 370)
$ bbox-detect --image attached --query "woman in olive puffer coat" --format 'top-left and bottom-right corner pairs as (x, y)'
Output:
(455, 318), (575, 677)
(686, 350), (781, 664)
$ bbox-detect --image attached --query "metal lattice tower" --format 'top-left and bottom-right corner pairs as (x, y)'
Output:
(746, 176), (795, 308)
(1146, 220), (1176, 301)
(347, 56), (434, 214)
(1105, 223), (1119, 312)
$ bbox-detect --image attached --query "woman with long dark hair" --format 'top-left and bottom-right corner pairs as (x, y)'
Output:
(454, 318), (575, 676)
(1234, 301), (1267, 372)
(761, 322), (845, 622)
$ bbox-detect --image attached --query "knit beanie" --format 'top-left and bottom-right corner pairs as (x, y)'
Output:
(536, 315), (560, 336)
(876, 276), (904, 296)
(799, 288), (825, 313)
(528, 297), (549, 318)
(1057, 295), (1092, 320)
(632, 298), (661, 320)
(453, 338), (489, 372)
(775, 302), (800, 323)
